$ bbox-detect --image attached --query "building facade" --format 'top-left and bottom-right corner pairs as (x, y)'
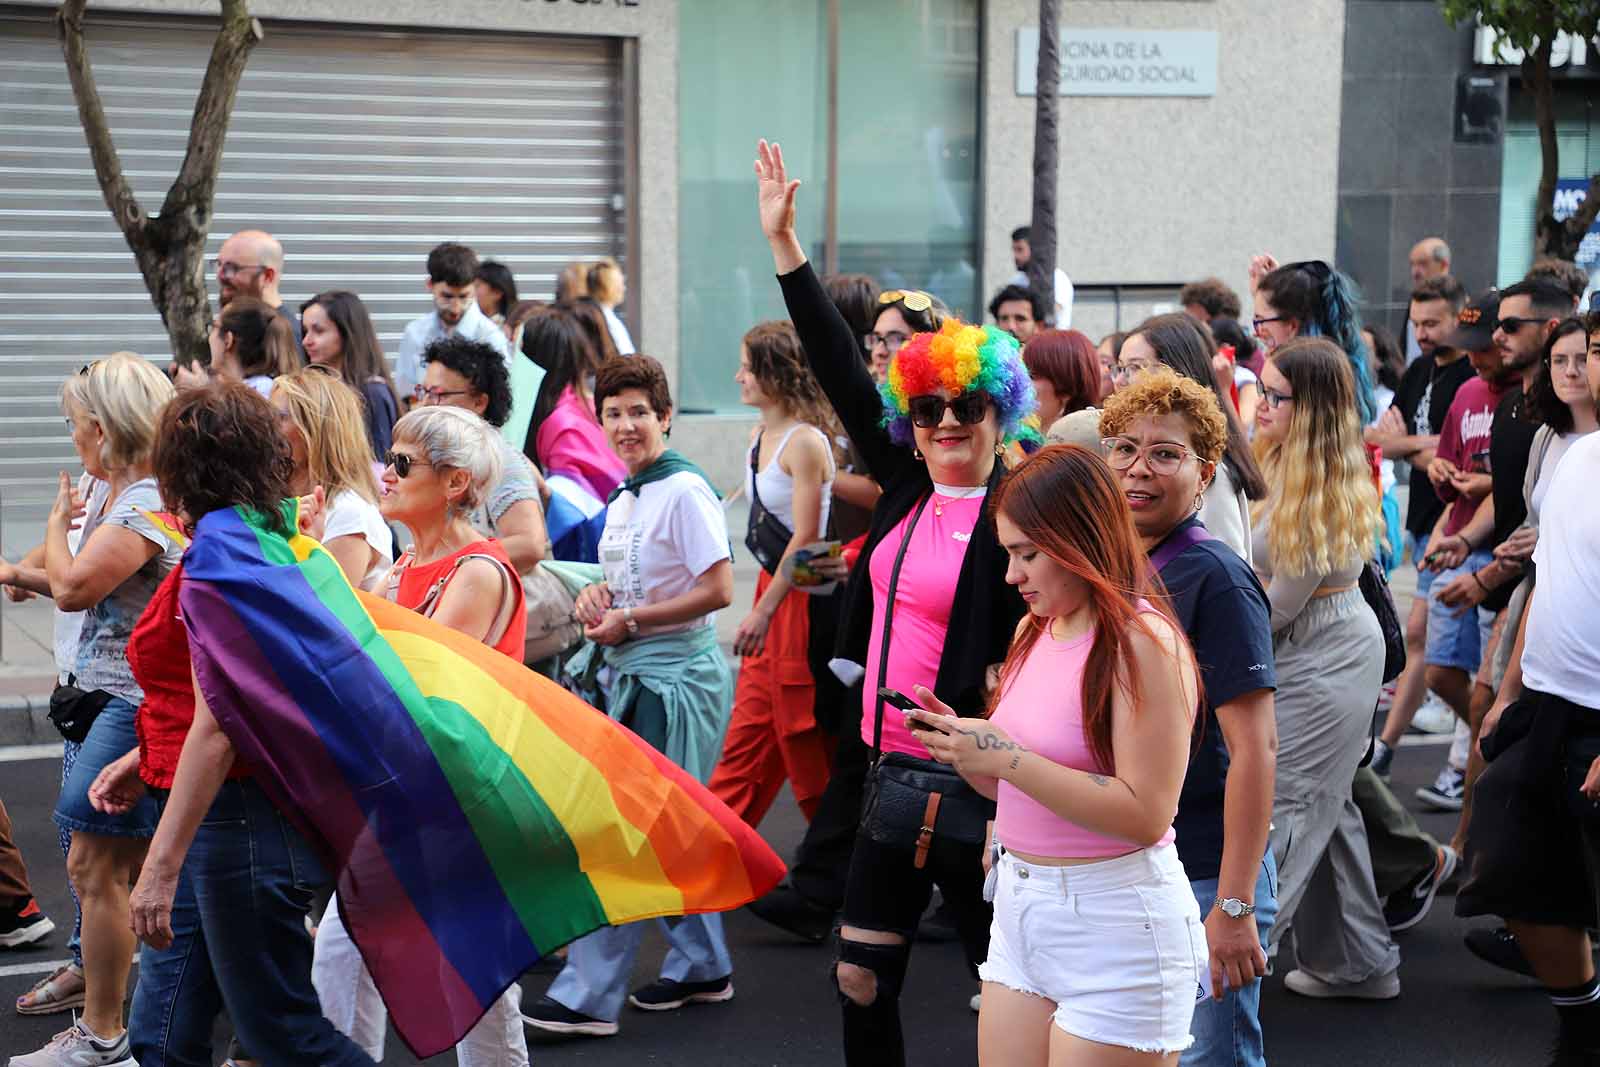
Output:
(3, 0), (1580, 531)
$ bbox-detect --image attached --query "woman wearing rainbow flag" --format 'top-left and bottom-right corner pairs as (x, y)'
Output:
(756, 138), (1036, 1065)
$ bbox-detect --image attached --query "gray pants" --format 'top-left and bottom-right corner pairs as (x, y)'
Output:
(1267, 589), (1401, 984)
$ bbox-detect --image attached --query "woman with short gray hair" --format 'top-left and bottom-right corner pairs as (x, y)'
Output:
(313, 402), (530, 1066)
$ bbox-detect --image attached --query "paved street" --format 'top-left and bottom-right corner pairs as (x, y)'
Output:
(0, 739), (1555, 1066)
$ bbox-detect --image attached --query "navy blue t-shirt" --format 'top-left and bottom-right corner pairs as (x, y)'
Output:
(1156, 517), (1277, 883)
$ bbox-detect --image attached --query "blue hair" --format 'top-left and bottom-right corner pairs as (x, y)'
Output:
(1261, 261), (1378, 424)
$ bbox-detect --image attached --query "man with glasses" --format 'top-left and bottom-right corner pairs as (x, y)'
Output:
(215, 229), (300, 350)
(395, 242), (512, 406)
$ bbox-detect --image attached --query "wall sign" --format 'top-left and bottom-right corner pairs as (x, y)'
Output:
(1016, 28), (1218, 98)
(1555, 178), (1600, 273)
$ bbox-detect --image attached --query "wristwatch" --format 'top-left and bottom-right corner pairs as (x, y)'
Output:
(1214, 897), (1256, 919)
(623, 607), (639, 636)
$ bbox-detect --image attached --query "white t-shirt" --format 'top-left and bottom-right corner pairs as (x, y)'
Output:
(598, 469), (730, 637)
(1521, 432), (1600, 707)
(322, 489), (394, 591)
(1009, 267), (1075, 327)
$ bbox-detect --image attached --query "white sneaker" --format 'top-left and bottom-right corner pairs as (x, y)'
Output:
(8, 1020), (136, 1066)
(1282, 967), (1400, 1000)
(1410, 692), (1456, 735)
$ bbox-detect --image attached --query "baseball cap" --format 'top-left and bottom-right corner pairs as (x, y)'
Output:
(1443, 289), (1499, 352)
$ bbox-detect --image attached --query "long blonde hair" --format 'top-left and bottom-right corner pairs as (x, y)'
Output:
(1252, 338), (1378, 576)
(271, 369), (380, 504)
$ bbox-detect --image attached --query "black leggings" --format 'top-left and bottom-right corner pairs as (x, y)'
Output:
(835, 827), (990, 1066)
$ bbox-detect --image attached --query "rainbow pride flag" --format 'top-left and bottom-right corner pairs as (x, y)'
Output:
(178, 504), (784, 1056)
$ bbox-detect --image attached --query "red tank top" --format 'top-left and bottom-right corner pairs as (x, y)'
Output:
(391, 539), (526, 661)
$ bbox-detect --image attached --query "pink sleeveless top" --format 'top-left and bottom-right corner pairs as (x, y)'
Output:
(989, 611), (1178, 859)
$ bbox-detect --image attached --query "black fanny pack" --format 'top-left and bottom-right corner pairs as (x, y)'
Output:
(744, 432), (794, 576)
(48, 681), (114, 744)
(858, 492), (991, 867)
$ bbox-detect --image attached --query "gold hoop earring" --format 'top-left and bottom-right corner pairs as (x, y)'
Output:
(1193, 493), (1205, 513)
(912, 448), (924, 462)
(994, 443), (1005, 457)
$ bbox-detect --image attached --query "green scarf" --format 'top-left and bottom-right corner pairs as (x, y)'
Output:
(607, 448), (722, 505)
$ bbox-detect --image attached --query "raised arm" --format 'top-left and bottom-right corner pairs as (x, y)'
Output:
(756, 139), (906, 485)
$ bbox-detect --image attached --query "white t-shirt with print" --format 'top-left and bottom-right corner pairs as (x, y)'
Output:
(598, 470), (730, 637)
(322, 489), (394, 591)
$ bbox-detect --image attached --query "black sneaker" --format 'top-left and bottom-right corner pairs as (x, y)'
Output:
(1384, 845), (1458, 932)
(1416, 765), (1466, 811)
(746, 882), (834, 944)
(0, 897), (55, 949)
(522, 995), (618, 1037)
(627, 976), (734, 1012)
(1464, 925), (1534, 978)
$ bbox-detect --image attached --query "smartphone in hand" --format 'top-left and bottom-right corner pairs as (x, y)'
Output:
(879, 687), (949, 733)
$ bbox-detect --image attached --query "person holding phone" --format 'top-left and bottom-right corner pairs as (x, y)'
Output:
(906, 445), (1207, 1065)
(707, 321), (840, 827)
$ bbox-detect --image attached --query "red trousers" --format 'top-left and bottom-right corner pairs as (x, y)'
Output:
(710, 572), (834, 826)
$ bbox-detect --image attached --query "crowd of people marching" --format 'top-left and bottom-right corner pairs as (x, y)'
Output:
(0, 136), (1596, 1067)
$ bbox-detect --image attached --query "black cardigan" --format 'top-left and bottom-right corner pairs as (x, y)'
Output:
(777, 262), (1025, 719)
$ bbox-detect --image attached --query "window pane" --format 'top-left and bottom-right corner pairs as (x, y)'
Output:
(836, 0), (981, 323)
(678, 0), (828, 411)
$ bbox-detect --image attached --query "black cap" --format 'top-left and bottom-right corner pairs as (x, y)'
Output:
(1444, 289), (1500, 352)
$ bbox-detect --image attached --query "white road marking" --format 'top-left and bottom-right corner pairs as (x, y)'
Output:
(0, 743), (62, 763)
(0, 958), (71, 979)
(1396, 733), (1454, 747)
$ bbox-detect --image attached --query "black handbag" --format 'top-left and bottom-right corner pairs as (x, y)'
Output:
(47, 680), (114, 744)
(744, 432), (794, 576)
(1359, 560), (1406, 684)
(857, 493), (993, 868)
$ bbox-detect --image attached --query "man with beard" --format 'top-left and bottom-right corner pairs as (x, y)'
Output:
(214, 229), (300, 350)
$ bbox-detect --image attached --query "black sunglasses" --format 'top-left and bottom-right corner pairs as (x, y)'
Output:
(1494, 316), (1543, 335)
(383, 450), (433, 478)
(907, 393), (989, 429)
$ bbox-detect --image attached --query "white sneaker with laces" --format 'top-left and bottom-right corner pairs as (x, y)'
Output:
(7, 1019), (136, 1067)
(1410, 693), (1455, 735)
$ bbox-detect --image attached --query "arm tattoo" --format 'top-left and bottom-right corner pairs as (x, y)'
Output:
(1087, 773), (1109, 787)
(953, 726), (1024, 752)
(1008, 753), (1022, 771)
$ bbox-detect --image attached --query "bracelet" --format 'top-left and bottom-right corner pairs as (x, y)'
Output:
(1453, 533), (1473, 552)
(1471, 570), (1489, 593)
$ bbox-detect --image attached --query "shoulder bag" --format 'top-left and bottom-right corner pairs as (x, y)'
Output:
(1358, 559), (1406, 684)
(744, 432), (794, 576)
(856, 493), (993, 869)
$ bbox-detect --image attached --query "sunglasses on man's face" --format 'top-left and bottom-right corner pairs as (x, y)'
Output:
(907, 392), (989, 429)
(1494, 316), (1543, 335)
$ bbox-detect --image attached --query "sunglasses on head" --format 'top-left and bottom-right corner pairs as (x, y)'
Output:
(907, 392), (989, 429)
(879, 289), (934, 313)
(383, 450), (432, 478)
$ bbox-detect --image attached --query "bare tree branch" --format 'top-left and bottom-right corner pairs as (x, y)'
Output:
(160, 0), (263, 225)
(55, 0), (146, 237)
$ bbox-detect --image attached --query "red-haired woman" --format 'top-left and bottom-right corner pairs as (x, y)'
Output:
(910, 445), (1208, 1066)
(1022, 329), (1102, 429)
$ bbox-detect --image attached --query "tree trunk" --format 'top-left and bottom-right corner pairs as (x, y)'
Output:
(1525, 35), (1562, 259)
(1027, 0), (1060, 320)
(56, 0), (263, 364)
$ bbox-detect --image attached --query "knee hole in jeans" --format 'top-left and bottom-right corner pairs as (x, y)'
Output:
(835, 962), (877, 1006)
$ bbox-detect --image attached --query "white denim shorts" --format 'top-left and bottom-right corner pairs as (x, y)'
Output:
(978, 844), (1207, 1055)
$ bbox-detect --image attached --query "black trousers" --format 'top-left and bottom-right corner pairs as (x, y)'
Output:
(789, 690), (868, 909)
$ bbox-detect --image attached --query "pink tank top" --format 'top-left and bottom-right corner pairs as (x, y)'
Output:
(989, 613), (1178, 859)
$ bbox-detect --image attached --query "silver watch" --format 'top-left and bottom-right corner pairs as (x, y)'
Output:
(1213, 897), (1255, 919)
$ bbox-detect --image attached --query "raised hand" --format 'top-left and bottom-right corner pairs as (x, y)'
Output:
(754, 139), (801, 241)
(1248, 253), (1279, 295)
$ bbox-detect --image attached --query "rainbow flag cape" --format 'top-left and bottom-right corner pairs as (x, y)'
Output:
(178, 505), (784, 1057)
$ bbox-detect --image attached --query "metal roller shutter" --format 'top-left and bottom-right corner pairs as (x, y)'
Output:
(0, 8), (626, 536)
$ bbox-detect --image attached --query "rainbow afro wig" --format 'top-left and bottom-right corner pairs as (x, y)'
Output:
(879, 319), (1040, 447)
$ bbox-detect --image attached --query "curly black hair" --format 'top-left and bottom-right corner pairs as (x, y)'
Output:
(421, 334), (513, 428)
(152, 380), (294, 529)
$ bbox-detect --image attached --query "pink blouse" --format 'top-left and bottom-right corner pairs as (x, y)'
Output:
(536, 386), (626, 502)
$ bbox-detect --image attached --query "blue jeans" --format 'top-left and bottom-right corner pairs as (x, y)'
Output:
(128, 780), (374, 1067)
(54, 697), (158, 836)
(547, 913), (731, 1023)
(1181, 851), (1279, 1067)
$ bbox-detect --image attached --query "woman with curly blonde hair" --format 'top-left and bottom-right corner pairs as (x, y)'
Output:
(1251, 337), (1399, 1001)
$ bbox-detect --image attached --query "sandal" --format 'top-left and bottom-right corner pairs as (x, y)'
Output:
(15, 962), (85, 1016)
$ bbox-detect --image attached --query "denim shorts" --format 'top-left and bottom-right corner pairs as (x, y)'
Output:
(1425, 551), (1495, 673)
(979, 845), (1206, 1055)
(53, 696), (158, 837)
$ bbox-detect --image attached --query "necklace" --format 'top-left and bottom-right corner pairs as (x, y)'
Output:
(930, 481), (987, 518)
